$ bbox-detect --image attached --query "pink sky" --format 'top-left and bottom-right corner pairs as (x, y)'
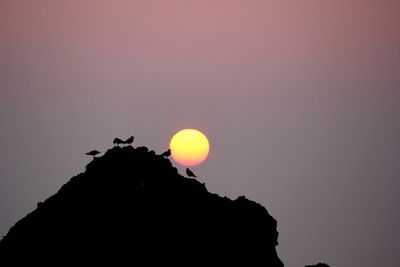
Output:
(1, 1), (400, 266)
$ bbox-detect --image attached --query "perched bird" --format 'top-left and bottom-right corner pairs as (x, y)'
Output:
(113, 138), (124, 146)
(160, 149), (171, 158)
(186, 168), (197, 178)
(124, 136), (135, 145)
(86, 150), (100, 158)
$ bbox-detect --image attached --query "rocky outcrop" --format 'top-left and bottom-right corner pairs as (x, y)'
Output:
(305, 263), (330, 267)
(0, 145), (283, 266)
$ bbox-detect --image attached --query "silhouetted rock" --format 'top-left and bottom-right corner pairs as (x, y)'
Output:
(305, 263), (330, 267)
(0, 145), (283, 265)
(136, 145), (149, 153)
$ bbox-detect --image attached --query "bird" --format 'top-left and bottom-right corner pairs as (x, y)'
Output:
(86, 150), (100, 158)
(186, 168), (197, 178)
(124, 136), (135, 145)
(160, 149), (171, 158)
(113, 138), (124, 146)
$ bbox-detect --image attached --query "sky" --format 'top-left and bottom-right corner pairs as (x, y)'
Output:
(1, 1), (400, 266)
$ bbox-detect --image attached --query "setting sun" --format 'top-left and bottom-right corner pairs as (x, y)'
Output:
(169, 129), (210, 166)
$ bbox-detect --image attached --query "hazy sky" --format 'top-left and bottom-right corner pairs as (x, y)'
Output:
(1, 1), (399, 266)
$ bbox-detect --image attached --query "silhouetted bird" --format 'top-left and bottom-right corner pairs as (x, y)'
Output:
(113, 138), (124, 146)
(186, 168), (197, 178)
(124, 136), (135, 145)
(160, 149), (171, 158)
(86, 150), (100, 158)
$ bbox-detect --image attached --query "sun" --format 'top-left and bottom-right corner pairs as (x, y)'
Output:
(169, 129), (210, 166)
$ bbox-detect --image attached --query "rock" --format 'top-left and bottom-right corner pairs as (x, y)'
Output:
(0, 145), (283, 266)
(305, 263), (330, 267)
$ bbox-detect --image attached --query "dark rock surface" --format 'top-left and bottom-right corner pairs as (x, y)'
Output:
(305, 264), (330, 267)
(0, 145), (284, 265)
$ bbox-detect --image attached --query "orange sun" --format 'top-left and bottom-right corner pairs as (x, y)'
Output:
(169, 129), (210, 166)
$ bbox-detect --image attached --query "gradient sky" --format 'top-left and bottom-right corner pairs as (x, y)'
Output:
(1, 1), (400, 266)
